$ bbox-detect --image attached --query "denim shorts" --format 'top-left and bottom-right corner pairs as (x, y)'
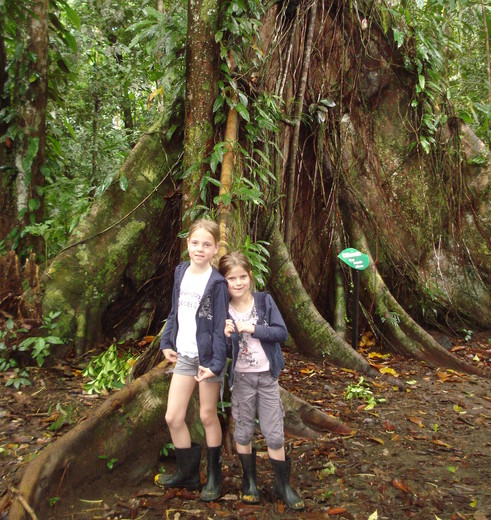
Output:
(173, 354), (224, 384)
(231, 371), (285, 450)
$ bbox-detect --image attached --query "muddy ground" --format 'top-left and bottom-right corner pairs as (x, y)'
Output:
(0, 332), (490, 520)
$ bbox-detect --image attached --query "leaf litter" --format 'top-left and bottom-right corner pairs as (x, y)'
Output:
(0, 332), (489, 519)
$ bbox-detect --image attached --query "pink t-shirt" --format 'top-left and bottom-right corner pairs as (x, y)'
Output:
(229, 301), (270, 373)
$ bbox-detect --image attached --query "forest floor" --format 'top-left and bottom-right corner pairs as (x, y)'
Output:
(0, 331), (490, 520)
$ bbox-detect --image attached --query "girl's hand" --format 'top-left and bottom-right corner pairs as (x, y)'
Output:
(235, 321), (255, 335)
(224, 319), (235, 337)
(162, 349), (178, 362)
(195, 366), (216, 382)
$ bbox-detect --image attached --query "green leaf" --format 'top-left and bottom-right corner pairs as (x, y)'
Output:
(420, 136), (430, 154)
(64, 3), (81, 29)
(119, 175), (128, 192)
(393, 28), (404, 48)
(235, 103), (250, 122)
(166, 124), (177, 141)
(418, 74), (425, 91)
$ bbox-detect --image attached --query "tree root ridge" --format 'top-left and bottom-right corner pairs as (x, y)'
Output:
(349, 223), (491, 379)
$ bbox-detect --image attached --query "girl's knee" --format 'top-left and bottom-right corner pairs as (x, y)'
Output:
(200, 408), (218, 427)
(234, 432), (254, 446)
(165, 411), (183, 429)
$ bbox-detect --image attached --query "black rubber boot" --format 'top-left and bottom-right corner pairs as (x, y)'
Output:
(238, 449), (260, 504)
(154, 443), (201, 490)
(200, 446), (223, 502)
(270, 457), (305, 510)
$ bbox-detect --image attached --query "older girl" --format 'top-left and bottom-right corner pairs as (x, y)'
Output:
(154, 219), (228, 502)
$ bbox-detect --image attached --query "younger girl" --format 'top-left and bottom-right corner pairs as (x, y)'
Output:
(219, 251), (304, 510)
(154, 219), (229, 502)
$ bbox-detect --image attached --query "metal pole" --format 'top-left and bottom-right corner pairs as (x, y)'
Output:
(352, 269), (360, 349)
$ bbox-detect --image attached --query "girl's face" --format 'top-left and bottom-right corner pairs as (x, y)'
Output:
(187, 228), (219, 268)
(224, 265), (253, 300)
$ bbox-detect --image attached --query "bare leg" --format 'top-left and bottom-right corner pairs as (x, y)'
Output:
(198, 381), (222, 447)
(236, 442), (252, 454)
(268, 446), (285, 460)
(165, 374), (196, 448)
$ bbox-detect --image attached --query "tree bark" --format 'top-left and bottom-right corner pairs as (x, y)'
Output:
(41, 114), (182, 353)
(284, 0), (318, 248)
(218, 100), (238, 256)
(0, 22), (16, 243)
(15, 0), (49, 254)
(181, 0), (220, 230)
(348, 219), (490, 378)
(266, 220), (375, 374)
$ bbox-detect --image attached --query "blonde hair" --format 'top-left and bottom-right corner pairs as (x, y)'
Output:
(218, 251), (253, 279)
(188, 219), (220, 245)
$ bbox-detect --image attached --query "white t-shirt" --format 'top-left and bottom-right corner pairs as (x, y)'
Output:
(176, 267), (212, 357)
(229, 301), (270, 373)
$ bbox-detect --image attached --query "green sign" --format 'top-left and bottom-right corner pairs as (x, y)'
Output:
(338, 248), (370, 271)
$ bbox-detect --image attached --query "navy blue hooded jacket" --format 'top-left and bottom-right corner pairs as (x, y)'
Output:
(159, 261), (229, 377)
(228, 291), (288, 387)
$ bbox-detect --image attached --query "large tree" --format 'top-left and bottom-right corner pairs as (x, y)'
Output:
(6, 0), (491, 516)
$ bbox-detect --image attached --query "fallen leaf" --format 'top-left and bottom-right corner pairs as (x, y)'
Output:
(138, 335), (155, 347)
(369, 437), (385, 445)
(368, 512), (378, 520)
(453, 404), (466, 414)
(392, 479), (409, 493)
(450, 345), (465, 352)
(407, 416), (424, 428)
(383, 420), (396, 431)
(300, 368), (314, 375)
(379, 367), (399, 377)
(368, 351), (390, 359)
(432, 439), (452, 448)
(371, 381), (389, 388)
(436, 371), (453, 381)
(327, 507), (347, 515)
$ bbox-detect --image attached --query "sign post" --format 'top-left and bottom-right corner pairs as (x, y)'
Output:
(338, 248), (370, 349)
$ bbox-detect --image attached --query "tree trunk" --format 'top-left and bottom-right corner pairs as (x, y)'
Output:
(347, 218), (489, 378)
(284, 0), (318, 248)
(41, 114), (182, 353)
(218, 99), (238, 256)
(14, 0), (49, 254)
(0, 22), (16, 243)
(267, 220), (375, 374)
(181, 0), (220, 229)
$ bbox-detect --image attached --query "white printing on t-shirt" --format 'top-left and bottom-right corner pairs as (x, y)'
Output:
(176, 267), (212, 357)
(229, 302), (270, 373)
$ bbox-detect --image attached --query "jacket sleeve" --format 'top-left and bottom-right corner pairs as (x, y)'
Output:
(207, 279), (230, 376)
(159, 265), (180, 351)
(251, 293), (288, 343)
